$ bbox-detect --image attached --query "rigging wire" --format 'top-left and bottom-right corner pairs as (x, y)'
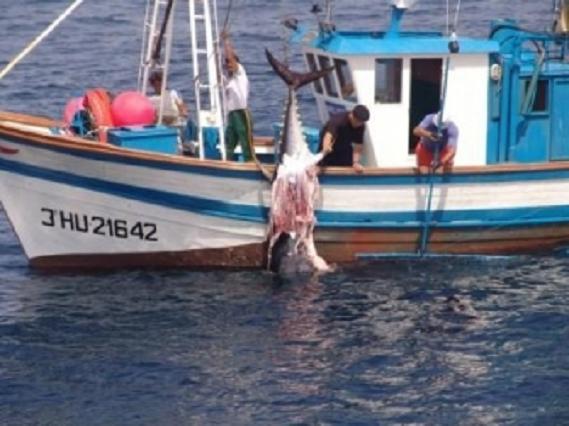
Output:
(424, 0), (461, 255)
(221, 0), (234, 34)
(452, 0), (462, 33)
(0, 0), (85, 81)
(445, 0), (462, 35)
(446, 0), (450, 34)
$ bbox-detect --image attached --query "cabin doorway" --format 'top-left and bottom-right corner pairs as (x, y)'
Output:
(409, 58), (443, 153)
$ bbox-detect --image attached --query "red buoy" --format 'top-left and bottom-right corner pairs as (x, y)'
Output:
(111, 91), (156, 127)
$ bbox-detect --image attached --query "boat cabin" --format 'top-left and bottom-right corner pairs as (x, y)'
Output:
(488, 20), (569, 164)
(11, 0), (568, 170)
(302, 1), (569, 168)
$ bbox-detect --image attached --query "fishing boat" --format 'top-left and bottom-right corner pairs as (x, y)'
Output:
(1, 0), (569, 269)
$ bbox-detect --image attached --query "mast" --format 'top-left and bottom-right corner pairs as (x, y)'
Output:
(138, 0), (226, 159)
(189, 0), (226, 160)
(138, 0), (176, 125)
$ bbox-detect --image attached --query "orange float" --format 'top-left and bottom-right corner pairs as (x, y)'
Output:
(83, 88), (114, 142)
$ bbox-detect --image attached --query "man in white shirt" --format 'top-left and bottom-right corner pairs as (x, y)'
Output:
(221, 31), (254, 162)
(148, 70), (188, 126)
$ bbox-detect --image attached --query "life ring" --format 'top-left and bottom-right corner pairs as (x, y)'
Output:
(84, 88), (114, 142)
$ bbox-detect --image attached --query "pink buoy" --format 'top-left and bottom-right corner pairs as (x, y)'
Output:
(63, 97), (85, 126)
(111, 91), (156, 127)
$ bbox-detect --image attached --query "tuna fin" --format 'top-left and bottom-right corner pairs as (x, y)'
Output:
(265, 49), (333, 90)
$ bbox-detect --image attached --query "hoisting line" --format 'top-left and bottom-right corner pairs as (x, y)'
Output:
(418, 29), (456, 256)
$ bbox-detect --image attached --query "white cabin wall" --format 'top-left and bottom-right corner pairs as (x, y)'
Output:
(354, 57), (412, 168)
(309, 52), (490, 168)
(444, 54), (489, 167)
(349, 57), (382, 167)
(354, 54), (490, 168)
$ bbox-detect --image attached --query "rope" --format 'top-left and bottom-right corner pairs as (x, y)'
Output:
(522, 41), (545, 114)
(0, 0), (85, 81)
(452, 0), (462, 32)
(446, 0), (448, 34)
(221, 0), (234, 34)
(418, 38), (454, 255)
(445, 0), (462, 35)
(419, 146), (440, 256)
(438, 54), (452, 130)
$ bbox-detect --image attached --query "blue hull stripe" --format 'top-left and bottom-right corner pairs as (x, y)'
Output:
(4, 133), (569, 185)
(1, 157), (569, 229)
(320, 169), (569, 186)
(0, 133), (265, 181)
(317, 207), (569, 229)
(0, 157), (268, 223)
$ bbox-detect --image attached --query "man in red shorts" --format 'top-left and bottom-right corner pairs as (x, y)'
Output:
(413, 112), (458, 173)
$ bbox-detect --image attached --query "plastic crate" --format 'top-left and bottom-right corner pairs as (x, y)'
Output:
(108, 125), (179, 154)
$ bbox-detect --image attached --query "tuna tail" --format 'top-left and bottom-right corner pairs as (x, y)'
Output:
(265, 49), (334, 90)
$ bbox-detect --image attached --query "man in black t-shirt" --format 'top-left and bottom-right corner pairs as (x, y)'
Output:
(318, 104), (370, 173)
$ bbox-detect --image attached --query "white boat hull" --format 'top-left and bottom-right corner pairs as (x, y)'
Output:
(1, 112), (569, 269)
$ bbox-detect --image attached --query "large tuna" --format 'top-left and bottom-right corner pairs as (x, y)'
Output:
(265, 49), (333, 274)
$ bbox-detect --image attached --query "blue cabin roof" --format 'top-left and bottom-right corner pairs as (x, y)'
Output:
(311, 31), (500, 55)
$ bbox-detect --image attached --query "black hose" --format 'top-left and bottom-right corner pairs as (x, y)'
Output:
(152, 0), (175, 63)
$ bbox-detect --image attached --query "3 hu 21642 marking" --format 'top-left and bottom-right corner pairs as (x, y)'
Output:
(40, 208), (158, 241)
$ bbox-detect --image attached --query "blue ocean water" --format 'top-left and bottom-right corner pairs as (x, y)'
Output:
(1, 1), (569, 424)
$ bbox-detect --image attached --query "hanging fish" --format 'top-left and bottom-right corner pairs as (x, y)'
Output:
(265, 49), (333, 274)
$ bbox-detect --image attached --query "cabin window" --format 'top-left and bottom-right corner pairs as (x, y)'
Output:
(375, 58), (402, 103)
(318, 55), (339, 98)
(334, 58), (357, 102)
(521, 79), (549, 113)
(306, 53), (324, 94)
